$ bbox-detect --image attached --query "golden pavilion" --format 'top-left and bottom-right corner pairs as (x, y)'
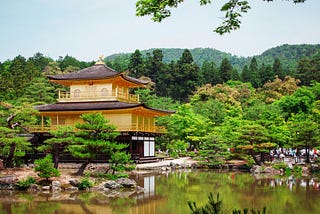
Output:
(33, 59), (174, 162)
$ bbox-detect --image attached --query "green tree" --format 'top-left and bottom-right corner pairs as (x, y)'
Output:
(34, 154), (60, 181)
(58, 55), (84, 71)
(167, 104), (212, 157)
(219, 58), (234, 83)
(198, 131), (230, 168)
(273, 58), (285, 80)
(236, 123), (276, 165)
(43, 61), (63, 75)
(40, 126), (74, 168)
(241, 58), (261, 88)
(200, 61), (222, 85)
(248, 57), (261, 88)
(67, 113), (122, 175)
(241, 65), (250, 83)
(289, 118), (320, 163)
(192, 98), (227, 125)
(28, 52), (52, 72)
(23, 77), (56, 104)
(1, 55), (38, 100)
(259, 63), (274, 85)
(128, 49), (146, 77)
(261, 76), (300, 103)
(171, 49), (200, 102)
(147, 49), (165, 81)
(296, 55), (320, 86)
(0, 102), (37, 167)
(135, 0), (304, 34)
(0, 61), (4, 74)
(243, 101), (290, 148)
(0, 127), (30, 168)
(276, 86), (315, 120)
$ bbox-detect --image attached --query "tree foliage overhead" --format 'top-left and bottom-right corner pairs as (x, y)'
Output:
(135, 0), (305, 34)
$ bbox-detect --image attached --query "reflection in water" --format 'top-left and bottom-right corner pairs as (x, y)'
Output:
(0, 171), (320, 213)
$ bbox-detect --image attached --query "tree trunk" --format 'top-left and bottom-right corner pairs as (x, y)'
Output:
(76, 159), (91, 175)
(53, 143), (59, 169)
(260, 152), (264, 163)
(306, 148), (310, 164)
(5, 143), (16, 168)
(250, 150), (261, 166)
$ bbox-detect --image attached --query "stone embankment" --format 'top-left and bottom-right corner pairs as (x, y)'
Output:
(0, 157), (199, 196)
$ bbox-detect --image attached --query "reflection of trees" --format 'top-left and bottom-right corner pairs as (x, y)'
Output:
(9, 201), (60, 214)
(1, 173), (320, 213)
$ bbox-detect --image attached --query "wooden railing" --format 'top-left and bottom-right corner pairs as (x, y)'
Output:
(58, 90), (139, 103)
(29, 124), (167, 134)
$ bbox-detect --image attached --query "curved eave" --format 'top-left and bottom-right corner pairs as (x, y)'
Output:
(139, 104), (175, 116)
(35, 102), (175, 116)
(48, 73), (147, 88)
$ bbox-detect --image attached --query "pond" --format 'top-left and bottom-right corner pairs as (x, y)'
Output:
(1, 170), (320, 214)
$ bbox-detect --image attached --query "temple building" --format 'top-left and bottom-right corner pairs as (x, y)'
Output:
(32, 59), (174, 163)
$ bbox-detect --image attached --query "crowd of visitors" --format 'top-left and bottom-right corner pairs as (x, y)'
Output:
(270, 148), (319, 163)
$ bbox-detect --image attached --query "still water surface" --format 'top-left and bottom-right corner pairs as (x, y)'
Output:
(1, 170), (320, 214)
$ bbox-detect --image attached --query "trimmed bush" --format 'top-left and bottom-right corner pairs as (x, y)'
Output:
(34, 154), (60, 181)
(16, 176), (36, 190)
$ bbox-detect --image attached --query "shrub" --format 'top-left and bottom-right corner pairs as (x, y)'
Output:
(106, 173), (129, 180)
(91, 172), (129, 180)
(293, 165), (302, 176)
(285, 165), (302, 176)
(34, 154), (60, 181)
(78, 177), (94, 190)
(272, 162), (287, 170)
(188, 192), (267, 214)
(16, 176), (36, 190)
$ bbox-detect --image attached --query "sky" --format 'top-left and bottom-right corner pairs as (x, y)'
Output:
(1, 0), (320, 62)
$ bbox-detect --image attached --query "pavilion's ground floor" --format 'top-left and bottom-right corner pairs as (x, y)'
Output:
(26, 131), (162, 164)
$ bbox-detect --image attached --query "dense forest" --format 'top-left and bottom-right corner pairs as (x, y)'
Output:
(0, 43), (319, 167)
(106, 44), (320, 72)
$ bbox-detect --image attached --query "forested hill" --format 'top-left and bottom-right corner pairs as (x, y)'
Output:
(106, 48), (248, 70)
(105, 44), (320, 70)
(257, 44), (320, 70)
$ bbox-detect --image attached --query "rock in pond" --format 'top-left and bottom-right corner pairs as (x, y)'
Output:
(104, 181), (121, 189)
(116, 178), (137, 188)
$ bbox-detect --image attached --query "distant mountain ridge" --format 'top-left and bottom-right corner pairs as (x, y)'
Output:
(105, 44), (320, 71)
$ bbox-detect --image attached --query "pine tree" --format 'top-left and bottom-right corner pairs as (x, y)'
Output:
(40, 126), (74, 168)
(67, 113), (123, 175)
(248, 57), (261, 88)
(171, 50), (200, 102)
(24, 77), (56, 104)
(0, 102), (36, 167)
(241, 65), (250, 83)
(259, 63), (274, 85)
(28, 52), (52, 72)
(128, 49), (146, 78)
(219, 58), (233, 83)
(273, 58), (285, 80)
(200, 61), (222, 85)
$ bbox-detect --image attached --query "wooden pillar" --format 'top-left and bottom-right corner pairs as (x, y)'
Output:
(142, 115), (145, 132)
(116, 85), (118, 98)
(136, 115), (138, 131)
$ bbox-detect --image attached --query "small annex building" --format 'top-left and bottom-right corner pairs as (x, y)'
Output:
(32, 59), (174, 163)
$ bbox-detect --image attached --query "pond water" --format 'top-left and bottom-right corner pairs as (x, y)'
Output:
(1, 170), (320, 214)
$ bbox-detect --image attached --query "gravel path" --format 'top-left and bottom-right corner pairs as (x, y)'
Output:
(135, 157), (198, 170)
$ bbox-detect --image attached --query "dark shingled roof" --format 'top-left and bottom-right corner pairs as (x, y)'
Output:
(48, 64), (148, 85)
(35, 101), (175, 114)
